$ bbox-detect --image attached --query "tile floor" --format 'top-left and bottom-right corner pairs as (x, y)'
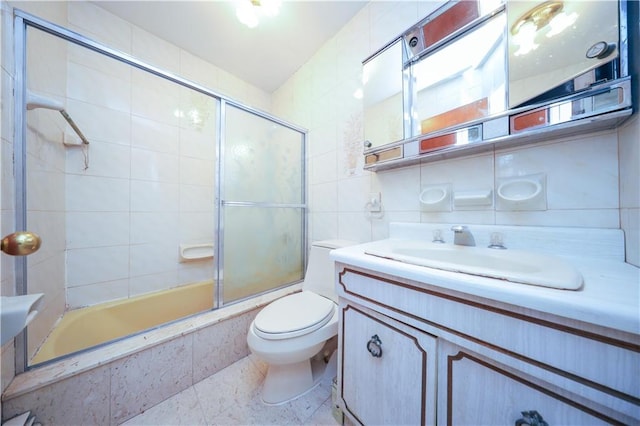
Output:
(120, 355), (339, 425)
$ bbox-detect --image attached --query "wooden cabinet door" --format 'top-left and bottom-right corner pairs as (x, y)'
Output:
(339, 303), (437, 426)
(438, 340), (621, 426)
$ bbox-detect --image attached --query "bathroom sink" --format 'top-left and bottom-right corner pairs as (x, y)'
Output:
(365, 242), (583, 290)
(1, 293), (44, 345)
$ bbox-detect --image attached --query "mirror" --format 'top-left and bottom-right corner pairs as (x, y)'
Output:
(508, 1), (620, 107)
(361, 0), (630, 170)
(411, 9), (507, 150)
(363, 39), (404, 150)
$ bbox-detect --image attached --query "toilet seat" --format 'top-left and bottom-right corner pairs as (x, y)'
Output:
(253, 292), (335, 340)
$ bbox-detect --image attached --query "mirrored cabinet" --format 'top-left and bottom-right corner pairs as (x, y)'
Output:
(363, 0), (634, 171)
(362, 39), (406, 150)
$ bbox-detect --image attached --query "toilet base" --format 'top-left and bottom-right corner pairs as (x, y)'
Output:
(261, 347), (336, 405)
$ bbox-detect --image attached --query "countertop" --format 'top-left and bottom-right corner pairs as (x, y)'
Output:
(331, 236), (640, 336)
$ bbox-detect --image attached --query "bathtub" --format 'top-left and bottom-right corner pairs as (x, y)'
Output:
(3, 284), (301, 425)
(31, 281), (214, 364)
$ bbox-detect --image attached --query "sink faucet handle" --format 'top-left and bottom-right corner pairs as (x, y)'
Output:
(432, 229), (445, 244)
(488, 232), (507, 249)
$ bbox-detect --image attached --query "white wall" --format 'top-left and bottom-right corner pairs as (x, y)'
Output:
(272, 1), (640, 267)
(619, 114), (640, 267)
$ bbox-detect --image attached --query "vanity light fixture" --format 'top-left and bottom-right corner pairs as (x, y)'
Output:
(511, 1), (578, 56)
(545, 8), (578, 38)
(236, 0), (282, 29)
(511, 1), (564, 36)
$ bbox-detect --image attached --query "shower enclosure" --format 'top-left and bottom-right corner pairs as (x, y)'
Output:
(13, 10), (307, 370)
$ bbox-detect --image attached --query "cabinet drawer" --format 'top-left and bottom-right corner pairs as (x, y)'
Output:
(439, 340), (630, 425)
(339, 303), (437, 426)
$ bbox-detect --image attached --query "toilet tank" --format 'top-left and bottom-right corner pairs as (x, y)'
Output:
(302, 240), (356, 302)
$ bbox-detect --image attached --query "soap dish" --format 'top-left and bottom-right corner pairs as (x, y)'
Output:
(419, 184), (451, 212)
(496, 173), (546, 211)
(453, 189), (493, 209)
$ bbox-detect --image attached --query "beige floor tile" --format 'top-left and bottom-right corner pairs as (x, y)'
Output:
(120, 387), (207, 425)
(123, 355), (336, 426)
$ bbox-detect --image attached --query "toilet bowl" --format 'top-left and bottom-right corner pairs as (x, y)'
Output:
(247, 239), (355, 405)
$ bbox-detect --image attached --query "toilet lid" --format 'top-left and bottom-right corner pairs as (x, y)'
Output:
(253, 291), (335, 340)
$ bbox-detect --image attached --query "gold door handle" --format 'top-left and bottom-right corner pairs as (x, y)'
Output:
(1, 231), (41, 256)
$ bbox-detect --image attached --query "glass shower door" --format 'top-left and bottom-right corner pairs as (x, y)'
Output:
(219, 103), (306, 304)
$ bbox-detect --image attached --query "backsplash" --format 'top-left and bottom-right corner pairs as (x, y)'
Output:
(388, 222), (625, 262)
(271, 1), (639, 268)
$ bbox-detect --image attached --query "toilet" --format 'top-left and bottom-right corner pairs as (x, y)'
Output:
(247, 239), (355, 405)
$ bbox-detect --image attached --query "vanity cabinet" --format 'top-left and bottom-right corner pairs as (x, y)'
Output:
(335, 265), (640, 426)
(341, 303), (437, 426)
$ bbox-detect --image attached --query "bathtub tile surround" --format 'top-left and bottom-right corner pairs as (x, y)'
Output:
(1, 285), (298, 424)
(3, 365), (113, 425)
(111, 336), (193, 423)
(192, 308), (257, 384)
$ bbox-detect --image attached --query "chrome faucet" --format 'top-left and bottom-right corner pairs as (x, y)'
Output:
(451, 225), (475, 247)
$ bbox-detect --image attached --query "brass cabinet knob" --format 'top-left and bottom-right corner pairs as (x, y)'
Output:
(515, 410), (548, 426)
(1, 231), (41, 256)
(367, 334), (382, 358)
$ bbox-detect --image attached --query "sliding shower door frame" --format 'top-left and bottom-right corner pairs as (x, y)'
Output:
(13, 9), (308, 372)
(216, 100), (308, 306)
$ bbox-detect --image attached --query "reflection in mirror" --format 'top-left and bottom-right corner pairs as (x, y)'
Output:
(412, 11), (506, 141)
(508, 1), (620, 107)
(363, 39), (404, 150)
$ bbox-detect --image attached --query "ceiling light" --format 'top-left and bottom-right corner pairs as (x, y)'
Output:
(236, 0), (281, 29)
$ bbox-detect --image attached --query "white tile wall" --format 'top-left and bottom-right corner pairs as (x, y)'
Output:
(132, 26), (181, 75)
(619, 115), (640, 267)
(497, 133), (619, 209)
(68, 62), (131, 113)
(132, 115), (179, 154)
(16, 1), (70, 361)
(132, 177), (177, 211)
(67, 1), (132, 55)
(67, 99), (132, 146)
(66, 278), (129, 310)
(619, 115), (640, 209)
(272, 1), (640, 267)
(1, 0), (272, 316)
